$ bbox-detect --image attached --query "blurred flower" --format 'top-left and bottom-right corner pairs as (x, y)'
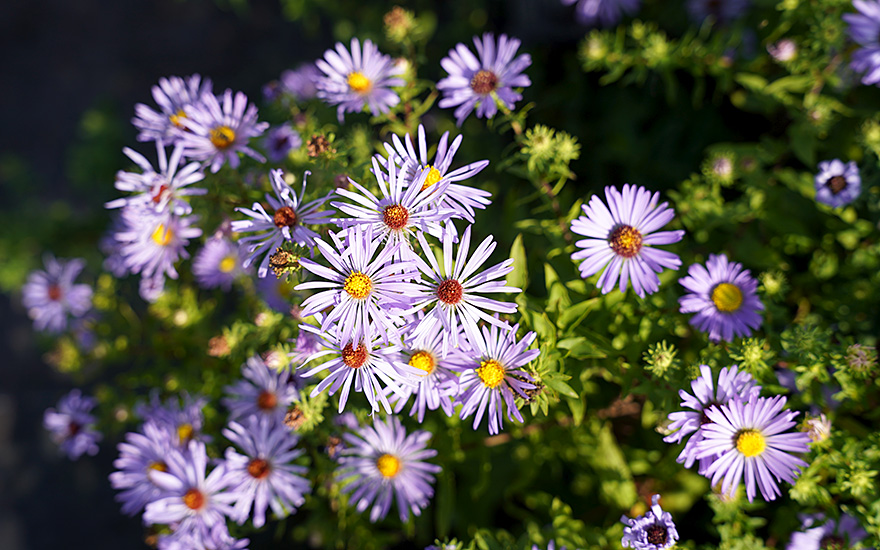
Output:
(110, 421), (177, 516)
(193, 237), (247, 291)
(315, 38), (404, 122)
(846, 343), (876, 374)
(157, 522), (249, 550)
(222, 356), (299, 423)
(288, 326), (322, 368)
(136, 392), (211, 448)
(23, 254), (93, 334)
(768, 39), (797, 62)
(43, 389), (102, 460)
(570, 184), (684, 298)
(814, 159), (861, 207)
(263, 124), (302, 163)
(679, 254), (764, 342)
(802, 413), (832, 444)
(280, 63), (320, 102)
(561, 0), (640, 27)
(107, 144), (205, 215)
(437, 33), (532, 126)
(133, 74), (212, 145)
(687, 0), (749, 24)
(620, 494), (679, 550)
(337, 416), (440, 522)
(845, 0), (880, 86)
(786, 513), (869, 550)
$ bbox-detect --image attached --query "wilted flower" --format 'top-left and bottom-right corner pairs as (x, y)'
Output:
(620, 494), (679, 550)
(22, 255), (93, 334)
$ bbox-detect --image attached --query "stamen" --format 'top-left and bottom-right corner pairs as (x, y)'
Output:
(177, 423), (194, 444)
(421, 166), (442, 191)
(347, 72), (372, 94)
(342, 342), (369, 369)
(470, 70), (499, 94)
(711, 283), (743, 313)
(344, 272), (373, 300)
(147, 461), (168, 473)
(609, 225), (643, 258)
(735, 429), (766, 457)
(151, 224), (174, 246)
(247, 458), (272, 480)
(382, 204), (410, 230)
(169, 109), (187, 129)
(376, 453), (401, 478)
(47, 284), (62, 301)
(477, 359), (505, 389)
(436, 279), (463, 305)
(408, 350), (436, 375)
(827, 176), (847, 195)
(209, 125), (236, 149)
(273, 206), (298, 228)
(151, 184), (169, 204)
(219, 256), (237, 273)
(646, 524), (668, 545)
(183, 488), (205, 510)
(256, 390), (278, 411)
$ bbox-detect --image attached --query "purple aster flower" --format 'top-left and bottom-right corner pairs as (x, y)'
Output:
(158, 523), (249, 550)
(139, 273), (166, 303)
(561, 0), (641, 26)
(678, 254), (764, 342)
(136, 392), (211, 448)
(315, 38), (404, 122)
(43, 389), (102, 460)
(106, 143), (206, 215)
(695, 394), (811, 502)
(256, 274), (297, 313)
(620, 494), (679, 550)
(379, 124), (491, 223)
(687, 0), (749, 24)
(232, 169), (333, 278)
(407, 225), (519, 355)
(144, 441), (238, 540)
(133, 74), (212, 145)
(457, 322), (539, 435)
(570, 184), (685, 298)
(263, 124), (302, 163)
(845, 0), (880, 85)
(437, 33), (532, 126)
(664, 365), (761, 472)
(222, 416), (310, 527)
(814, 159), (861, 207)
(178, 90), (269, 173)
(192, 237), (247, 291)
(337, 416), (441, 522)
(787, 513), (870, 550)
(110, 421), (177, 516)
(115, 206), (202, 280)
(280, 63), (321, 102)
(22, 254), (93, 334)
(289, 325), (322, 367)
(222, 355), (299, 423)
(296, 225), (418, 346)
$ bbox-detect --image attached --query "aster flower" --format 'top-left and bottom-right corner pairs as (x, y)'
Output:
(263, 124), (302, 163)
(379, 124), (491, 223)
(678, 254), (764, 342)
(110, 421), (177, 516)
(22, 254), (93, 333)
(437, 33), (532, 126)
(457, 322), (539, 435)
(786, 513), (870, 550)
(663, 365), (761, 472)
(620, 495), (679, 550)
(136, 392), (211, 448)
(845, 0), (880, 86)
(561, 0), (640, 27)
(222, 416), (310, 527)
(296, 225), (418, 346)
(158, 523), (249, 550)
(280, 63), (321, 101)
(315, 38), (404, 122)
(232, 169), (333, 278)
(814, 159), (861, 207)
(407, 225), (519, 354)
(115, 206), (202, 280)
(570, 184), (684, 298)
(222, 355), (299, 423)
(43, 389), (102, 460)
(178, 90), (269, 173)
(192, 237), (247, 291)
(337, 416), (441, 522)
(695, 394), (811, 502)
(256, 274), (297, 313)
(687, 0), (749, 24)
(106, 143), (206, 215)
(133, 74), (212, 144)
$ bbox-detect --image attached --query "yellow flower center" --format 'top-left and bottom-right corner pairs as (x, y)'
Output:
(421, 166), (442, 191)
(344, 271), (373, 300)
(151, 224), (173, 246)
(169, 109), (187, 129)
(347, 71), (372, 94)
(376, 453), (401, 478)
(147, 461), (168, 473)
(219, 256), (237, 273)
(177, 423), (194, 444)
(609, 225), (643, 258)
(711, 283), (743, 313)
(477, 359), (505, 389)
(209, 125), (236, 149)
(735, 429), (766, 457)
(408, 350), (435, 375)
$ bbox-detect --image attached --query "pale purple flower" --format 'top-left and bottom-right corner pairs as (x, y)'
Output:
(106, 143), (205, 215)
(620, 494), (679, 550)
(570, 184), (684, 298)
(845, 0), (880, 86)
(22, 254), (93, 333)
(222, 355), (299, 423)
(136, 392), (211, 449)
(288, 325), (322, 367)
(110, 421), (177, 516)
(192, 237), (247, 291)
(814, 159), (861, 207)
(43, 389), (102, 460)
(561, 0), (640, 26)
(280, 63), (320, 101)
(115, 206), (202, 280)
(263, 124), (302, 163)
(158, 523), (249, 550)
(437, 33), (532, 126)
(133, 74), (212, 145)
(337, 416), (441, 522)
(787, 513), (870, 550)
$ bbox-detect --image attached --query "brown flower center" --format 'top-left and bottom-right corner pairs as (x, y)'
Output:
(436, 279), (464, 305)
(151, 183), (169, 204)
(257, 390), (278, 411)
(646, 524), (668, 545)
(247, 458), (272, 480)
(273, 206), (298, 228)
(382, 204), (410, 230)
(67, 421), (81, 435)
(342, 342), (369, 369)
(827, 176), (847, 195)
(609, 225), (643, 258)
(48, 284), (62, 301)
(470, 70), (499, 94)
(183, 488), (205, 510)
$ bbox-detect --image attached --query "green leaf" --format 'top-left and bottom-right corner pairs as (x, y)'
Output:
(506, 234), (529, 290)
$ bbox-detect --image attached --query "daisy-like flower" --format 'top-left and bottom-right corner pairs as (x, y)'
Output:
(115, 206), (202, 280)
(620, 494), (679, 550)
(786, 513), (869, 550)
(570, 184), (685, 298)
(380, 124), (491, 223)
(144, 441), (238, 540)
(337, 416), (441, 522)
(222, 416), (311, 528)
(22, 254), (93, 334)
(561, 0), (641, 27)
(437, 33), (532, 126)
(192, 237), (247, 291)
(296, 225), (418, 346)
(280, 63), (320, 102)
(43, 389), (102, 460)
(263, 123), (302, 163)
(289, 325), (322, 367)
(178, 90), (269, 173)
(814, 159), (861, 207)
(232, 169), (333, 278)
(663, 365), (761, 472)
(315, 38), (404, 122)
(222, 356), (299, 423)
(408, 225), (519, 354)
(687, 0), (749, 24)
(106, 143), (206, 215)
(133, 74), (212, 145)
(332, 158), (453, 252)
(845, 0), (880, 86)
(678, 254), (764, 342)
(110, 421), (176, 516)
(157, 523), (249, 550)
(136, 392), (211, 448)
(695, 394), (811, 502)
(457, 322), (539, 435)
